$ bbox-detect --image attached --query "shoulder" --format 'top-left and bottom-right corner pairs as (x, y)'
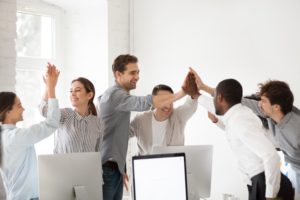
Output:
(132, 111), (152, 123)
(100, 86), (128, 102)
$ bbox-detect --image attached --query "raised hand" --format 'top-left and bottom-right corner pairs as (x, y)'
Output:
(188, 67), (205, 91)
(182, 72), (200, 99)
(44, 63), (60, 89)
(43, 63), (60, 99)
(189, 67), (215, 95)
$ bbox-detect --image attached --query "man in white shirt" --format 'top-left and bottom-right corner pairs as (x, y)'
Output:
(193, 76), (294, 200)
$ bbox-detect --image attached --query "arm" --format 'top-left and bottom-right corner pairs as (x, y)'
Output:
(95, 116), (104, 151)
(11, 64), (61, 146)
(129, 114), (139, 138)
(12, 99), (60, 146)
(175, 97), (198, 123)
(152, 89), (186, 109)
(208, 112), (226, 130)
(198, 94), (226, 130)
(40, 63), (60, 117)
(115, 88), (186, 112)
(241, 98), (267, 118)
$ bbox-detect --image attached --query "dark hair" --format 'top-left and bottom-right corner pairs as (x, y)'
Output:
(0, 92), (17, 122)
(244, 94), (269, 129)
(216, 79), (243, 107)
(152, 84), (174, 95)
(112, 54), (138, 74)
(259, 80), (294, 115)
(72, 77), (97, 116)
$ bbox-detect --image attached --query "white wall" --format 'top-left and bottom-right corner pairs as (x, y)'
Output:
(0, 0), (16, 198)
(0, 0), (16, 92)
(132, 0), (300, 199)
(60, 1), (108, 106)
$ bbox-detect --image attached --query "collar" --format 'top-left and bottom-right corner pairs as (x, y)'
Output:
(74, 111), (93, 121)
(1, 124), (17, 130)
(223, 103), (242, 126)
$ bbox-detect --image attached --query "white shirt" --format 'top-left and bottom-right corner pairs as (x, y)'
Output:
(151, 114), (168, 150)
(198, 95), (281, 198)
(223, 104), (280, 198)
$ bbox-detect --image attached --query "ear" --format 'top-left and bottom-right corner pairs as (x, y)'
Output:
(115, 71), (122, 80)
(216, 93), (223, 102)
(87, 92), (94, 100)
(273, 104), (281, 111)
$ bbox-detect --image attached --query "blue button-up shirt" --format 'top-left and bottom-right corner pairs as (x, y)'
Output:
(0, 99), (60, 200)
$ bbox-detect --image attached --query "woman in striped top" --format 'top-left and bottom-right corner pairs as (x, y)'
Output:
(40, 65), (103, 153)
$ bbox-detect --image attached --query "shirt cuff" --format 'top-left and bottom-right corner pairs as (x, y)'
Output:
(47, 98), (58, 107)
(265, 184), (279, 198)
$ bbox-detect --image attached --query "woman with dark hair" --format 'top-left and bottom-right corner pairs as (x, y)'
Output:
(40, 67), (102, 153)
(0, 64), (60, 200)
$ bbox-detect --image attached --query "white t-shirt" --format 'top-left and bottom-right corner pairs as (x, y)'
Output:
(151, 114), (168, 150)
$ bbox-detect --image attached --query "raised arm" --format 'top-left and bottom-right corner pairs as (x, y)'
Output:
(43, 63), (60, 100)
(152, 70), (200, 109)
(12, 64), (61, 146)
(40, 63), (60, 117)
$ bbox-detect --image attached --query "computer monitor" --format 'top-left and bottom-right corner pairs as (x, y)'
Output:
(132, 153), (188, 200)
(38, 152), (102, 200)
(152, 145), (213, 200)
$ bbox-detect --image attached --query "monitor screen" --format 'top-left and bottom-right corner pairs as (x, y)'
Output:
(152, 145), (213, 200)
(132, 153), (188, 200)
(38, 152), (102, 200)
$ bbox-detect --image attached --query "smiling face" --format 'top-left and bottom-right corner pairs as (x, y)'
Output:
(116, 62), (140, 92)
(69, 81), (93, 109)
(5, 96), (25, 124)
(154, 90), (174, 119)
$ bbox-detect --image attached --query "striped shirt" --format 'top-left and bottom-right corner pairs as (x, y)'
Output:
(40, 101), (103, 153)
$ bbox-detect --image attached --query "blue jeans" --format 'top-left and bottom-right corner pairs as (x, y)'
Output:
(102, 163), (123, 200)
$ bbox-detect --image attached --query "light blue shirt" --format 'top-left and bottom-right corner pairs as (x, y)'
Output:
(0, 99), (60, 200)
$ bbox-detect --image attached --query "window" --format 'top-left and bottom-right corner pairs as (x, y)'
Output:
(16, 1), (62, 155)
(16, 12), (53, 59)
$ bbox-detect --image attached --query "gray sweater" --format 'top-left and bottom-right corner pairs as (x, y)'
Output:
(130, 97), (198, 155)
(242, 98), (300, 171)
(98, 83), (152, 173)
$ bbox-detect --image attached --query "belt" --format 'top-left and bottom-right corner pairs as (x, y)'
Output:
(103, 161), (119, 170)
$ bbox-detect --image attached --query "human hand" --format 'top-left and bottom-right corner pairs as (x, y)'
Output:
(123, 173), (129, 192)
(43, 63), (60, 89)
(208, 112), (218, 123)
(182, 72), (200, 99)
(188, 67), (205, 91)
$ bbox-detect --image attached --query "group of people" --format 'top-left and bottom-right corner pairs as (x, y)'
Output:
(0, 54), (299, 200)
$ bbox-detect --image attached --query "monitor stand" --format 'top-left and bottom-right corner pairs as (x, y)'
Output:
(73, 185), (88, 200)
